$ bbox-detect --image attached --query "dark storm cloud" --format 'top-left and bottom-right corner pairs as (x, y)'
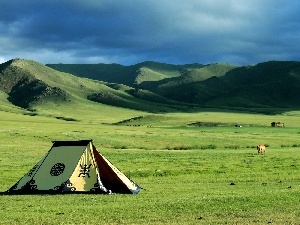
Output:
(0, 0), (300, 65)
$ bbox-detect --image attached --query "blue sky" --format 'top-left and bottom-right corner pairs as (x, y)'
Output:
(1, 0), (299, 65)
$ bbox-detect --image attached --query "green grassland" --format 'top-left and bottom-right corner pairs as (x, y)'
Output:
(1, 58), (300, 224)
(1, 107), (300, 224)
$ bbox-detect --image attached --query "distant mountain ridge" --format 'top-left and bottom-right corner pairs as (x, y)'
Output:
(0, 58), (300, 114)
(47, 61), (205, 87)
(47, 60), (300, 110)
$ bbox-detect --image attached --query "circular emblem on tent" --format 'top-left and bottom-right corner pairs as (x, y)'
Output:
(50, 163), (65, 176)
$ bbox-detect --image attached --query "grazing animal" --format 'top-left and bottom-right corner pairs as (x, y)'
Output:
(271, 122), (285, 127)
(257, 145), (266, 154)
(276, 122), (285, 127)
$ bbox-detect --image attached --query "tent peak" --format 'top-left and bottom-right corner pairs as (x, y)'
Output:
(51, 140), (93, 147)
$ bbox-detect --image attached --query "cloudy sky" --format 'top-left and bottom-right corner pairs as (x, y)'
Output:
(1, 0), (299, 66)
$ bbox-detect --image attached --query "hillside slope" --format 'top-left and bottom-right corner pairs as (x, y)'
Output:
(46, 61), (204, 87)
(48, 60), (300, 111)
(2, 59), (300, 115)
(46, 61), (237, 103)
(203, 61), (300, 108)
(0, 59), (190, 115)
(0, 59), (70, 108)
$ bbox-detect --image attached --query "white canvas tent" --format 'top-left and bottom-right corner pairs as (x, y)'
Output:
(7, 140), (140, 194)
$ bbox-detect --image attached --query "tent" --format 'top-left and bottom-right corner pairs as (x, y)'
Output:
(7, 140), (141, 194)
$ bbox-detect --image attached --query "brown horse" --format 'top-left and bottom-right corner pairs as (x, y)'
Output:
(257, 145), (266, 154)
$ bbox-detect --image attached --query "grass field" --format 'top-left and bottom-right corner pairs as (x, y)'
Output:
(1, 108), (300, 224)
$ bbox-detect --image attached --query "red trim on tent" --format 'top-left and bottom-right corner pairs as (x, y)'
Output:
(92, 146), (135, 194)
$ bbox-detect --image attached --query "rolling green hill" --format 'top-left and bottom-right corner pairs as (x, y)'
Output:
(203, 61), (300, 109)
(0, 59), (191, 117)
(46, 61), (203, 87)
(1, 58), (300, 117)
(47, 60), (300, 112)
